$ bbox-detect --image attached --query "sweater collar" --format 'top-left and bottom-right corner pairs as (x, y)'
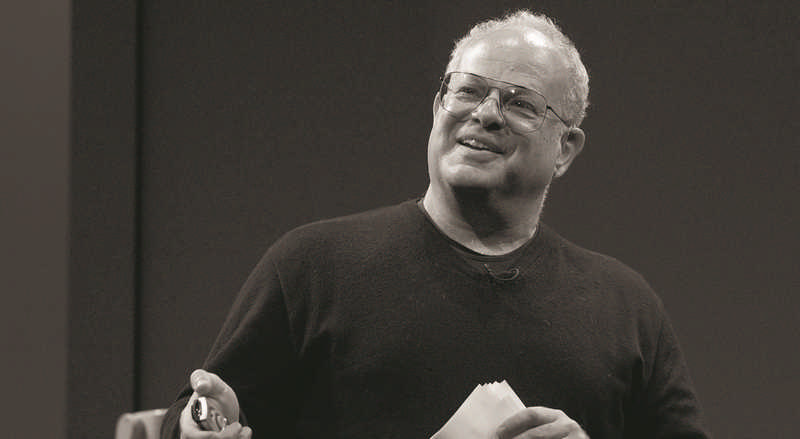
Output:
(403, 198), (550, 282)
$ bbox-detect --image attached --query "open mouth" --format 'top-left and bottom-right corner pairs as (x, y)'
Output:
(458, 137), (503, 154)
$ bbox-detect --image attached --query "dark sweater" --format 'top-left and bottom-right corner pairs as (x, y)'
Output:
(162, 200), (709, 438)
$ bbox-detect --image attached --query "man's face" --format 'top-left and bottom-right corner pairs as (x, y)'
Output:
(427, 29), (579, 198)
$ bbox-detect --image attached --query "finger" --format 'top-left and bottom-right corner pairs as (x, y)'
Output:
(180, 413), (243, 439)
(515, 422), (587, 439)
(182, 422), (242, 439)
(238, 426), (253, 439)
(217, 422), (244, 439)
(190, 369), (229, 397)
(495, 407), (562, 439)
(508, 409), (586, 439)
(513, 422), (565, 439)
(179, 395), (220, 439)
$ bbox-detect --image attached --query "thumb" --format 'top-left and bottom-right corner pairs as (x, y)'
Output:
(190, 369), (227, 397)
(188, 368), (241, 424)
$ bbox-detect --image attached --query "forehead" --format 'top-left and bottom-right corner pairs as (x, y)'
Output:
(450, 29), (567, 94)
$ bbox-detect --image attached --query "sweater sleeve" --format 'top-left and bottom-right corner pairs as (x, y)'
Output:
(635, 311), (711, 439)
(160, 251), (301, 438)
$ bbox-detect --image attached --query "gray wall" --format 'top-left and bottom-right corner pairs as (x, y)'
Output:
(138, 3), (798, 438)
(2, 1), (797, 438)
(0, 2), (70, 439)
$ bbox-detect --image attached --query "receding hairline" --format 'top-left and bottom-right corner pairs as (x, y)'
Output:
(447, 28), (560, 71)
(446, 28), (572, 89)
(445, 10), (590, 127)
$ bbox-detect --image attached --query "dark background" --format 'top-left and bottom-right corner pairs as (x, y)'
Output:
(2, 1), (797, 438)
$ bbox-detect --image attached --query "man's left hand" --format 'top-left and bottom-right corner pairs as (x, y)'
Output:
(495, 406), (588, 439)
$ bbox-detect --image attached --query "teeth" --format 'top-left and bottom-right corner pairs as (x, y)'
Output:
(462, 138), (494, 151)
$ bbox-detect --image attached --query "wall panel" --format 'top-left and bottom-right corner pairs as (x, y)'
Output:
(136, 2), (798, 437)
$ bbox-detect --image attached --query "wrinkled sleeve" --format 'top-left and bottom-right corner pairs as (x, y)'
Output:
(160, 251), (301, 438)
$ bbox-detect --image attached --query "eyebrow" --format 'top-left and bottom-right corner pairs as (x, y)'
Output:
(453, 71), (542, 94)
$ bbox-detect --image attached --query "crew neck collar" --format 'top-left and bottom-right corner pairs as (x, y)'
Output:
(406, 198), (548, 281)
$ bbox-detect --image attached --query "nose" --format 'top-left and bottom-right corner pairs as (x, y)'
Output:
(471, 89), (506, 130)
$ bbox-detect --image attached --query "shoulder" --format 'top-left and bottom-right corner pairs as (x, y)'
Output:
(537, 224), (647, 280)
(537, 224), (672, 345)
(538, 223), (664, 307)
(265, 199), (420, 263)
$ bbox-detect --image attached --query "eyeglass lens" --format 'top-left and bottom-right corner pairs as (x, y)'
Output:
(440, 72), (548, 132)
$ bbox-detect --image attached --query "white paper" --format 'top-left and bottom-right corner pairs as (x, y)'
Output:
(431, 381), (525, 439)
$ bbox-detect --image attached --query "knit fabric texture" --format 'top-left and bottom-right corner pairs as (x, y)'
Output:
(162, 199), (709, 439)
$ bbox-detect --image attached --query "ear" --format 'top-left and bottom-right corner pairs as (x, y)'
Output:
(553, 127), (585, 178)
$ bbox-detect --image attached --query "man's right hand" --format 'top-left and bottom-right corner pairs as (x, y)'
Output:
(179, 369), (252, 439)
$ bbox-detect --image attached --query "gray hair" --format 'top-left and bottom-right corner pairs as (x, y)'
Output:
(447, 10), (590, 127)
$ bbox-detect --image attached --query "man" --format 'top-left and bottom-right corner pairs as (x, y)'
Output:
(162, 10), (709, 439)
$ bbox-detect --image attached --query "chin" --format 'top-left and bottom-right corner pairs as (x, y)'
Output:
(441, 165), (506, 192)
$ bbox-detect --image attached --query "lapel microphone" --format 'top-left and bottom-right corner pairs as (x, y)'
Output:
(483, 264), (521, 281)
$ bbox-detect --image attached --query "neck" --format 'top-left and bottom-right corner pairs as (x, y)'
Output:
(422, 184), (546, 255)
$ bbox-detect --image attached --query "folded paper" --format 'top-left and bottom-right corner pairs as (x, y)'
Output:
(431, 381), (525, 439)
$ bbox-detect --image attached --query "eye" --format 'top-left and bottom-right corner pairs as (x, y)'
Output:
(509, 98), (540, 115)
(454, 86), (480, 96)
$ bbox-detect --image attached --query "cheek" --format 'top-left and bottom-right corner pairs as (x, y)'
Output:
(525, 133), (562, 165)
(428, 115), (459, 152)
(510, 139), (561, 182)
(427, 116), (454, 173)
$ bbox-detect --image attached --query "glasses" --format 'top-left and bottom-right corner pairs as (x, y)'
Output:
(438, 72), (570, 133)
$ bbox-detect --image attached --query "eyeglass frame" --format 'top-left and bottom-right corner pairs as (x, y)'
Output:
(437, 71), (572, 132)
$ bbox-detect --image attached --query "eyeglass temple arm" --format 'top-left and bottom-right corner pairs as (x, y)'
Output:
(547, 105), (571, 127)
